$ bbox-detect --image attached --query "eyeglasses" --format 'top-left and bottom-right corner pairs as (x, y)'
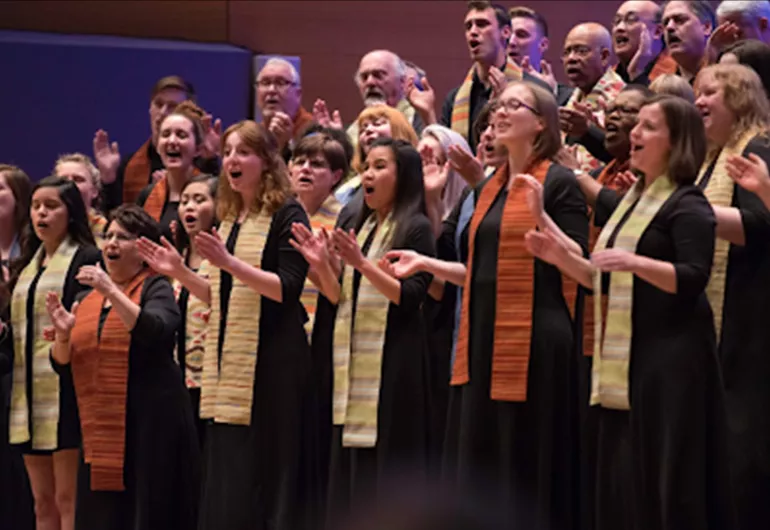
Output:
(491, 97), (540, 116)
(561, 45), (594, 59)
(255, 77), (296, 90)
(612, 12), (652, 27)
(102, 232), (136, 243)
(605, 104), (641, 116)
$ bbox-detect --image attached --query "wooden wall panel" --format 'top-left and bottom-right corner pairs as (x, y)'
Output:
(228, 0), (621, 124)
(0, 0), (228, 42)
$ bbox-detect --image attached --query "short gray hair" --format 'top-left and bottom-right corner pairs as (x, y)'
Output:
(258, 57), (300, 85)
(717, 0), (770, 21)
(357, 50), (406, 81)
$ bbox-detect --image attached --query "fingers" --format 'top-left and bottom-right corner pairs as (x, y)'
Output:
(201, 114), (212, 130)
(384, 250), (404, 261)
(421, 76), (432, 92)
(43, 327), (56, 342)
(331, 110), (343, 127)
(521, 56), (532, 71)
(541, 60), (553, 77)
(71, 301), (79, 315)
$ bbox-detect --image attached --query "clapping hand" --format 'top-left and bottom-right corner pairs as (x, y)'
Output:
(330, 229), (365, 269)
(591, 249), (639, 272)
(44, 292), (77, 343)
(76, 263), (114, 295)
(200, 114), (223, 159)
(513, 174), (545, 226)
(290, 223), (332, 269)
(382, 249), (425, 279)
(406, 76), (437, 123)
(137, 236), (184, 276)
(726, 152), (770, 196)
(93, 129), (121, 184)
(312, 99), (344, 130)
(524, 228), (569, 265)
(521, 56), (557, 92)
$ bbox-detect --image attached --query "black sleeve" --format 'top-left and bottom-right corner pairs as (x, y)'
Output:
(544, 165), (589, 255)
(737, 139), (770, 249)
(131, 276), (182, 350)
(671, 189), (717, 299)
(102, 158), (128, 213)
(578, 124), (613, 164)
(594, 186), (623, 228)
(589, 166), (604, 179)
(135, 182), (153, 207)
(437, 187), (472, 261)
(276, 200), (311, 304)
(395, 215), (435, 311)
(440, 87), (460, 128)
(63, 245), (103, 310)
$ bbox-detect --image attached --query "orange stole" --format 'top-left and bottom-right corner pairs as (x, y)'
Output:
(123, 139), (152, 205)
(452, 159), (554, 402)
(648, 51), (678, 83)
(292, 106), (315, 141)
(142, 170), (200, 221)
(70, 270), (150, 491)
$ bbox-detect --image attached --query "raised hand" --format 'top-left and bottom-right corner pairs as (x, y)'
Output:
(265, 111), (293, 150)
(628, 25), (654, 81)
(406, 76), (437, 124)
(554, 145), (581, 171)
(524, 228), (569, 265)
(726, 152), (770, 195)
(559, 107), (591, 138)
(707, 21), (741, 63)
(331, 228), (365, 269)
(290, 223), (331, 269)
(514, 174), (545, 225)
(195, 228), (232, 269)
(200, 114), (223, 159)
(312, 99), (344, 130)
(448, 144), (485, 186)
(591, 248), (640, 272)
(151, 169), (167, 183)
(76, 263), (114, 295)
(521, 56), (557, 92)
(137, 236), (184, 276)
(93, 129), (121, 184)
(45, 292), (77, 342)
(382, 249), (425, 279)
(615, 170), (639, 193)
(488, 66), (508, 99)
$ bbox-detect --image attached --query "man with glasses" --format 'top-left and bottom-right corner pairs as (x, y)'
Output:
(256, 57), (314, 152)
(560, 22), (626, 173)
(613, 1), (678, 85)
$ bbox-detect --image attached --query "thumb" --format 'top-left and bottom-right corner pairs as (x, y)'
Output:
(747, 152), (764, 166)
(71, 301), (79, 316)
(111, 141), (119, 154)
(332, 110), (342, 122)
(541, 60), (552, 76)
(421, 76), (432, 91)
(521, 56), (531, 71)
(161, 236), (175, 250)
(214, 118), (222, 133)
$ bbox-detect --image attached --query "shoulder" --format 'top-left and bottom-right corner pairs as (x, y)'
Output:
(405, 213), (432, 235)
(73, 245), (102, 267)
(544, 163), (579, 191)
(744, 134), (770, 158)
(141, 274), (174, 299)
(668, 185), (715, 219)
(274, 196), (309, 227)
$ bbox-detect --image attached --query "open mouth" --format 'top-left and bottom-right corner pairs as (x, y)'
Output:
(469, 39), (481, 52)
(605, 121), (620, 133)
(631, 144), (643, 153)
(667, 33), (682, 45)
(364, 186), (375, 195)
(484, 143), (495, 154)
(229, 170), (243, 180)
(297, 176), (313, 185)
(184, 214), (197, 224)
(165, 151), (182, 159)
(106, 251), (120, 261)
(566, 66), (582, 77)
(36, 222), (49, 229)
(614, 35), (630, 46)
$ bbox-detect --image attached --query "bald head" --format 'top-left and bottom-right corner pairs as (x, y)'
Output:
(563, 23), (613, 92)
(356, 50), (405, 107)
(613, 1), (664, 63)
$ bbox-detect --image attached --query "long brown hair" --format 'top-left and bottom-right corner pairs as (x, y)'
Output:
(217, 120), (291, 220)
(0, 164), (33, 310)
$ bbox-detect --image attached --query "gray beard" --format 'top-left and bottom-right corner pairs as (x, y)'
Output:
(364, 95), (387, 107)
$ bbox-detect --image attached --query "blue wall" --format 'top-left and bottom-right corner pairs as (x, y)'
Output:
(0, 30), (253, 181)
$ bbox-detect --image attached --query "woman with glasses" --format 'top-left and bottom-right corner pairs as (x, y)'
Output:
(387, 80), (588, 528)
(47, 204), (199, 530)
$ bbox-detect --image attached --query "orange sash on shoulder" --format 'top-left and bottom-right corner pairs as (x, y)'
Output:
(70, 270), (149, 491)
(123, 139), (152, 205)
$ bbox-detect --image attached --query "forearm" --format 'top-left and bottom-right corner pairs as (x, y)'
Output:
(555, 252), (594, 289)
(428, 277), (445, 301)
(422, 256), (467, 286)
(312, 260), (341, 304)
(576, 172), (602, 207)
(417, 107), (438, 126)
(224, 256), (283, 302)
(358, 259), (402, 305)
(631, 255), (677, 294)
(173, 265), (212, 305)
(713, 205), (745, 246)
(51, 339), (71, 365)
(105, 285), (141, 331)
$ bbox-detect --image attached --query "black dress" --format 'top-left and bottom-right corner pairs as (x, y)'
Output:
(591, 184), (734, 530)
(323, 213), (435, 527)
(0, 307), (34, 530)
(73, 275), (200, 530)
(15, 245), (101, 454)
(442, 164), (588, 530)
(197, 199), (311, 530)
(709, 137), (770, 530)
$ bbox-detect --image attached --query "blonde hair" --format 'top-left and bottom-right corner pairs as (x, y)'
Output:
(161, 99), (206, 147)
(53, 153), (102, 209)
(695, 63), (770, 149)
(352, 105), (419, 173)
(649, 74), (696, 103)
(217, 120), (291, 220)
